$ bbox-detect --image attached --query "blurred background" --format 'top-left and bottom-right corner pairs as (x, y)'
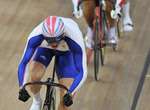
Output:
(0, 0), (150, 110)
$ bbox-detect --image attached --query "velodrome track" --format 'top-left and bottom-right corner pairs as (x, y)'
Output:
(0, 0), (150, 110)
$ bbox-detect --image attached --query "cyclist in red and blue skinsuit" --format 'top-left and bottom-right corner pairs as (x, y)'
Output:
(18, 16), (87, 110)
(72, 0), (125, 49)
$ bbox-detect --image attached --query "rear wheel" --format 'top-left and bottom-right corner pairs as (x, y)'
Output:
(94, 18), (100, 81)
(100, 8), (107, 66)
(100, 47), (105, 66)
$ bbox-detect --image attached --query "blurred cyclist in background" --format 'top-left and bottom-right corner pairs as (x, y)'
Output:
(18, 16), (87, 110)
(72, 0), (125, 49)
(72, 0), (133, 49)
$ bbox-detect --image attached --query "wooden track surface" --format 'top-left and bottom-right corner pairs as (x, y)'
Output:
(0, 0), (150, 110)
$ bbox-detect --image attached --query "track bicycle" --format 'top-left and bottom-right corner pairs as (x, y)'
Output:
(78, 0), (122, 81)
(78, 0), (108, 81)
(21, 58), (69, 110)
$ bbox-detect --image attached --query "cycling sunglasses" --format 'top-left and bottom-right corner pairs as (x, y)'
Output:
(44, 34), (64, 44)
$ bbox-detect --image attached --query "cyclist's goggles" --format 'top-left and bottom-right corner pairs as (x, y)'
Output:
(44, 34), (64, 44)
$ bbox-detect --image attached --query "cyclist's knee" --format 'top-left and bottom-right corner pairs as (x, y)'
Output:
(58, 78), (74, 109)
(105, 1), (115, 26)
(59, 78), (74, 97)
(59, 78), (74, 90)
(30, 61), (46, 81)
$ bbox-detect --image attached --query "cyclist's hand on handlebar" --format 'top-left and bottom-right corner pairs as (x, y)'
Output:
(18, 88), (30, 102)
(111, 5), (121, 20)
(63, 92), (73, 107)
(73, 6), (83, 19)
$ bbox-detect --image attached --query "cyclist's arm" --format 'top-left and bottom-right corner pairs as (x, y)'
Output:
(18, 35), (44, 87)
(65, 37), (87, 95)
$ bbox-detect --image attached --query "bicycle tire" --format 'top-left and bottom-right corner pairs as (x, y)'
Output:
(50, 88), (56, 110)
(94, 18), (100, 81)
(100, 7), (107, 66)
(43, 105), (49, 110)
(43, 87), (56, 110)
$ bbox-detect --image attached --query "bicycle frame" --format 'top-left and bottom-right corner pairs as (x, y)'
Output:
(43, 57), (56, 109)
(43, 78), (55, 109)
(91, 6), (104, 48)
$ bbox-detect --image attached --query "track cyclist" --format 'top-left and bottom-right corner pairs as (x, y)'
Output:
(72, 0), (125, 49)
(18, 16), (87, 110)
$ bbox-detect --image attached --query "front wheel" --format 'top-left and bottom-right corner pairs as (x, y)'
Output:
(50, 88), (56, 110)
(43, 105), (49, 110)
(43, 88), (56, 110)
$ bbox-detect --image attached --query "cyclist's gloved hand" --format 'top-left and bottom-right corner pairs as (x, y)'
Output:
(111, 5), (121, 20)
(19, 88), (30, 102)
(63, 92), (73, 107)
(73, 6), (83, 19)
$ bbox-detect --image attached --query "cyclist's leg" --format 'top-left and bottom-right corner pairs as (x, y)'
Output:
(83, 0), (96, 48)
(28, 62), (46, 93)
(105, 1), (115, 28)
(83, 0), (95, 29)
(122, 0), (133, 31)
(55, 51), (77, 110)
(105, 1), (117, 44)
(28, 47), (53, 110)
(29, 47), (53, 93)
